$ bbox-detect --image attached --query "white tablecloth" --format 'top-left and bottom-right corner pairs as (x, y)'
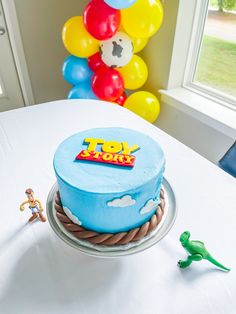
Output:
(0, 99), (235, 314)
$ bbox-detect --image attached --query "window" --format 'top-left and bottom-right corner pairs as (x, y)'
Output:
(194, 0), (236, 98)
(181, 0), (236, 110)
(159, 0), (236, 140)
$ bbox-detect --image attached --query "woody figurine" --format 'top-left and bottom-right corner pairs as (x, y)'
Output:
(20, 188), (46, 222)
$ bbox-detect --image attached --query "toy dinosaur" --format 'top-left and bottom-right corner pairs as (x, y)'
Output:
(178, 231), (230, 271)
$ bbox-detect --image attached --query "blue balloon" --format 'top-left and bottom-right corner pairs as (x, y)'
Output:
(104, 0), (137, 9)
(62, 55), (93, 85)
(68, 81), (98, 100)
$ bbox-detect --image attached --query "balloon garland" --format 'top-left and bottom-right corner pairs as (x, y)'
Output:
(62, 0), (163, 123)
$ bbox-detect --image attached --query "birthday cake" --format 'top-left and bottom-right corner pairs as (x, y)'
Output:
(53, 127), (166, 246)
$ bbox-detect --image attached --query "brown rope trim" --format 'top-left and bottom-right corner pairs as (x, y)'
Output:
(55, 189), (165, 246)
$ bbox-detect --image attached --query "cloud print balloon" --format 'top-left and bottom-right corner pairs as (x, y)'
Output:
(62, 0), (164, 123)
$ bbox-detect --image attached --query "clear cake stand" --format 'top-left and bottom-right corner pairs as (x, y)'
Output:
(46, 178), (177, 258)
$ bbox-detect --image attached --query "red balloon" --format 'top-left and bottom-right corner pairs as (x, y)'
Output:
(83, 0), (121, 40)
(88, 52), (106, 72)
(92, 67), (124, 101)
(114, 92), (127, 106)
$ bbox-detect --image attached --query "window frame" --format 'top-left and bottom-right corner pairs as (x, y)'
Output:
(183, 0), (236, 110)
(163, 0), (236, 111)
(159, 0), (236, 139)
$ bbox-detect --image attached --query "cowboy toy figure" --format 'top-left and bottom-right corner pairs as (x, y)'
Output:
(20, 188), (46, 222)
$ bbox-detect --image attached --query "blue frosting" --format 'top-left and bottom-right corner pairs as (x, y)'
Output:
(53, 127), (165, 233)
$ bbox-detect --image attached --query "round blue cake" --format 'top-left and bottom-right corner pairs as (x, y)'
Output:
(53, 127), (165, 233)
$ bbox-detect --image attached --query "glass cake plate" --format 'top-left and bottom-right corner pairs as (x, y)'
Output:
(46, 178), (177, 258)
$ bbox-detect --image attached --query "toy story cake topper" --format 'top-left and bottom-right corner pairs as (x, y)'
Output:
(75, 137), (140, 167)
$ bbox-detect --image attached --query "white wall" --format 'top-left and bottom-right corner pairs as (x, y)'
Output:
(155, 103), (234, 163)
(14, 0), (234, 163)
(14, 0), (86, 103)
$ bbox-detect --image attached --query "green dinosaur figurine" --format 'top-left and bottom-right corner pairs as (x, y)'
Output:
(178, 231), (230, 271)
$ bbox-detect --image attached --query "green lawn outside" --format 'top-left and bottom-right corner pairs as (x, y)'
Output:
(195, 35), (236, 97)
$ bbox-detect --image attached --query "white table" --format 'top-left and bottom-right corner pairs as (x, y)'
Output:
(0, 99), (235, 314)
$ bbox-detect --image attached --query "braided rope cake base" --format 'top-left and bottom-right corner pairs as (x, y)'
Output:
(54, 189), (165, 246)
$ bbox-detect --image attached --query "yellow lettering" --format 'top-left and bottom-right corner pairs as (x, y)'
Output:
(124, 155), (135, 164)
(84, 138), (104, 151)
(80, 150), (90, 158)
(112, 154), (119, 162)
(122, 142), (140, 155)
(102, 141), (122, 153)
(117, 155), (124, 163)
(102, 153), (113, 161)
(92, 151), (102, 159)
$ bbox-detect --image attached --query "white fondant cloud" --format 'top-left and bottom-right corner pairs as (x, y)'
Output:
(107, 195), (136, 207)
(63, 206), (82, 226)
(140, 199), (159, 215)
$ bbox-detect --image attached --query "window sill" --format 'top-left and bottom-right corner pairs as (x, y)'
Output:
(159, 87), (236, 139)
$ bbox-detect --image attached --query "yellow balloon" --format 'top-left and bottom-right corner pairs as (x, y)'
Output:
(121, 0), (163, 38)
(62, 16), (99, 58)
(124, 91), (160, 123)
(119, 25), (149, 52)
(132, 36), (149, 53)
(117, 55), (148, 90)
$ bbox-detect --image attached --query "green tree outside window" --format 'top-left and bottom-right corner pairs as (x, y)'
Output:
(210, 0), (236, 11)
